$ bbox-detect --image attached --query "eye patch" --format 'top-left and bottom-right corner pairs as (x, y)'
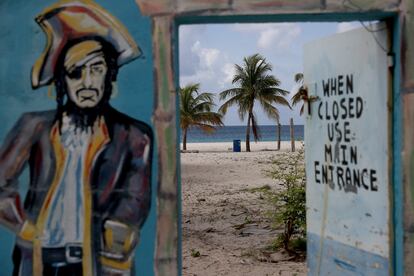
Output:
(66, 67), (82, 80)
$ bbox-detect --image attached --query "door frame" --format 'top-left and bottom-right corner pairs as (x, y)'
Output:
(172, 12), (402, 275)
(142, 0), (406, 273)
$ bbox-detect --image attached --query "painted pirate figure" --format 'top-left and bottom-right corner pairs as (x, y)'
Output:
(0, 1), (153, 275)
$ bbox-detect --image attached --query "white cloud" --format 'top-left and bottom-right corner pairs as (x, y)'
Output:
(191, 41), (220, 69)
(258, 29), (281, 49)
(336, 22), (359, 33)
(232, 23), (270, 32)
(180, 68), (214, 89)
(180, 38), (233, 93)
(219, 63), (236, 88)
(179, 27), (204, 76)
(179, 26), (221, 90)
(232, 23), (301, 50)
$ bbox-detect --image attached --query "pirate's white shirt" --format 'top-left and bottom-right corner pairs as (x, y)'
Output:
(42, 115), (92, 247)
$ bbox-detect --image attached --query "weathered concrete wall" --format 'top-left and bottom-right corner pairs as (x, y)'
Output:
(137, 0), (414, 275)
(152, 15), (179, 276)
(0, 0), (158, 275)
(1, 0), (412, 275)
(402, 2), (414, 267)
(403, 93), (414, 274)
(136, 0), (400, 15)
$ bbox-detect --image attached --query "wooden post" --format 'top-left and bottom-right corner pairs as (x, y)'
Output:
(277, 122), (281, 150)
(290, 118), (295, 152)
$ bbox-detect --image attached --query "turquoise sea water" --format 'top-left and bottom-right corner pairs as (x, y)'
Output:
(184, 125), (304, 143)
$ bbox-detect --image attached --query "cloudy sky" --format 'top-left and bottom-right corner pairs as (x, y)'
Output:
(179, 22), (361, 125)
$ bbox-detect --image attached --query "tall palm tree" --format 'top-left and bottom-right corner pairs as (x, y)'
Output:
(219, 53), (290, 152)
(291, 73), (307, 115)
(180, 83), (223, 150)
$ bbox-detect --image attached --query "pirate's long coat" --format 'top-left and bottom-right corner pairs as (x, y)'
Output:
(0, 106), (153, 275)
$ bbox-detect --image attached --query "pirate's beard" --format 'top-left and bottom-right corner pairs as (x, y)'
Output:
(60, 99), (109, 132)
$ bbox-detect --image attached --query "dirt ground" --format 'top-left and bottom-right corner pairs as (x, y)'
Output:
(181, 148), (306, 276)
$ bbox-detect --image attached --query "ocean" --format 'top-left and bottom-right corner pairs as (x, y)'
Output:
(184, 125), (304, 143)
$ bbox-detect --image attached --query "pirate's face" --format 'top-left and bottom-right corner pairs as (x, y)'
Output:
(64, 41), (108, 109)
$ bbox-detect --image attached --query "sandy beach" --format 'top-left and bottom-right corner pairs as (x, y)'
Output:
(181, 141), (303, 153)
(181, 141), (306, 276)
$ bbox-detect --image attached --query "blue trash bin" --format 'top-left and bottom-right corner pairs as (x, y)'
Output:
(233, 139), (241, 152)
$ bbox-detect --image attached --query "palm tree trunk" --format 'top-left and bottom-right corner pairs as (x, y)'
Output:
(183, 128), (188, 151)
(246, 114), (251, 152)
(277, 122), (281, 150)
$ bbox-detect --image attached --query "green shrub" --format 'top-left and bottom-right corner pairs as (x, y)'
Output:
(266, 148), (306, 253)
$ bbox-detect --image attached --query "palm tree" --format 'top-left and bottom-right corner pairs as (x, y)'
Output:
(219, 53), (290, 152)
(291, 73), (307, 115)
(180, 83), (223, 150)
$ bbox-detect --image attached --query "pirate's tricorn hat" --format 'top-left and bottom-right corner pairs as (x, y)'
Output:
(32, 0), (141, 89)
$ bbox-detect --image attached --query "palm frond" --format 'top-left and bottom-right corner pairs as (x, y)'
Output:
(194, 92), (215, 104)
(218, 94), (245, 115)
(218, 53), (291, 141)
(219, 88), (244, 101)
(291, 73), (307, 116)
(193, 123), (218, 134)
(294, 73), (304, 83)
(259, 87), (290, 99)
(259, 101), (280, 122)
(272, 95), (291, 109)
(192, 112), (224, 126)
(179, 83), (223, 135)
(300, 104), (305, 115)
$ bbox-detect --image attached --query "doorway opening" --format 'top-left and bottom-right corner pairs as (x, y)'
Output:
(178, 18), (395, 276)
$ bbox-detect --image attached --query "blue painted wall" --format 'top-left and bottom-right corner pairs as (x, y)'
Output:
(308, 233), (389, 276)
(0, 0), (156, 275)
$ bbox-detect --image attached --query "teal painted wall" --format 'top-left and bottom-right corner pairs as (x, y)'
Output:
(0, 0), (156, 275)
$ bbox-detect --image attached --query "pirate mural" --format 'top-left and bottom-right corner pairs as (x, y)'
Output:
(0, 1), (153, 275)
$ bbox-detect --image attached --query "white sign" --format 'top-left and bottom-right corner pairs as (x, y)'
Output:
(305, 22), (390, 264)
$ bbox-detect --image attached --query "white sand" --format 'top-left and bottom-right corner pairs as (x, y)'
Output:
(181, 141), (306, 276)
(181, 141), (304, 152)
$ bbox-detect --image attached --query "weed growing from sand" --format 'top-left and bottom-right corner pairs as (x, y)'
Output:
(265, 147), (306, 254)
(246, 185), (271, 193)
(191, 249), (201, 257)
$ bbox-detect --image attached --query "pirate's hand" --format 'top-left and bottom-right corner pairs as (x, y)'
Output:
(100, 219), (139, 270)
(18, 220), (36, 242)
(0, 196), (25, 234)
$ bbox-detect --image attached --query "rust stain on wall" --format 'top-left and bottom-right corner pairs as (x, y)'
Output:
(136, 0), (175, 16)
